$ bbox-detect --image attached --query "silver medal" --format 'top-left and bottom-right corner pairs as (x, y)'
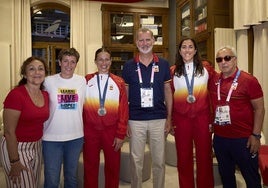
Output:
(98, 107), (107, 116)
(186, 95), (196, 103)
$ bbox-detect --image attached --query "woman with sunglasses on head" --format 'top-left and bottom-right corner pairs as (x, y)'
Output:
(170, 38), (215, 188)
(209, 46), (264, 188)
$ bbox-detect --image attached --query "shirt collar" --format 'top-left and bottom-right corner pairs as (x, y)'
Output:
(220, 67), (239, 80)
(134, 53), (159, 64)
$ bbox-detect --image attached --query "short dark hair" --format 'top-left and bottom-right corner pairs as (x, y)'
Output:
(58, 47), (80, 62)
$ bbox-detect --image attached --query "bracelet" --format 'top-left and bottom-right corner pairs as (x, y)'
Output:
(10, 158), (20, 164)
(251, 133), (262, 139)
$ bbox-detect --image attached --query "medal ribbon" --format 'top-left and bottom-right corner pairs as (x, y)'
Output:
(184, 66), (195, 96)
(217, 70), (241, 102)
(137, 62), (155, 88)
(97, 74), (109, 108)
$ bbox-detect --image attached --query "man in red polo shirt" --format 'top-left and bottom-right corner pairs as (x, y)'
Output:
(209, 46), (265, 188)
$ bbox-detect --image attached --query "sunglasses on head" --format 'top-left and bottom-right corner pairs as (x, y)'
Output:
(216, 55), (235, 63)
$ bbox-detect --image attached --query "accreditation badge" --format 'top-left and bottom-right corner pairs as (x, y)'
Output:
(140, 88), (154, 108)
(154, 65), (159, 72)
(214, 105), (231, 125)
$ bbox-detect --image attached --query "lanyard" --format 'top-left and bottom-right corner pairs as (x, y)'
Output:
(217, 70), (241, 102)
(137, 62), (155, 88)
(184, 67), (195, 96)
(97, 74), (109, 108)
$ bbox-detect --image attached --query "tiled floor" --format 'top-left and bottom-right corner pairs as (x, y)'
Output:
(119, 164), (178, 188)
(0, 140), (262, 188)
(0, 161), (265, 188)
(118, 164), (251, 188)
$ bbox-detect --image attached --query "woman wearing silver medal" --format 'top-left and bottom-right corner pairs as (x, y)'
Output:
(83, 47), (128, 188)
(170, 38), (216, 188)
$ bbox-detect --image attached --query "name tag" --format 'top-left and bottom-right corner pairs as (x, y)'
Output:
(140, 88), (153, 108)
(214, 105), (231, 125)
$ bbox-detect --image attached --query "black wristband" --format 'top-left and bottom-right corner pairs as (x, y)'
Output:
(252, 133), (261, 139)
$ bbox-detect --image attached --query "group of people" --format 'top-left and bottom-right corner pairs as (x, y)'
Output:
(0, 27), (265, 188)
(171, 37), (265, 188)
(0, 48), (87, 188)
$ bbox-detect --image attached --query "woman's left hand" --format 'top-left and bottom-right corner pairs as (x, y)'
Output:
(113, 138), (124, 151)
(9, 161), (28, 185)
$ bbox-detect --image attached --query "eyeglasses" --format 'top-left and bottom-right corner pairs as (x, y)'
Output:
(216, 55), (235, 63)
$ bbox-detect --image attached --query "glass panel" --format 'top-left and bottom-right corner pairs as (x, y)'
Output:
(32, 46), (65, 75)
(31, 9), (70, 42)
(110, 14), (134, 44)
(32, 48), (47, 58)
(32, 48), (52, 74)
(181, 3), (191, 37)
(31, 7), (70, 75)
(55, 48), (62, 73)
(194, 0), (207, 34)
(140, 15), (163, 45)
(110, 51), (134, 76)
(197, 40), (207, 59)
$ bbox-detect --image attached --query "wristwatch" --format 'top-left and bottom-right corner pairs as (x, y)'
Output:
(251, 133), (262, 139)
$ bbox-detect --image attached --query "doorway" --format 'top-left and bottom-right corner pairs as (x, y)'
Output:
(31, 3), (70, 75)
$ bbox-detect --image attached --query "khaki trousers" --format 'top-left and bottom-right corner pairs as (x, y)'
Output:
(129, 119), (166, 188)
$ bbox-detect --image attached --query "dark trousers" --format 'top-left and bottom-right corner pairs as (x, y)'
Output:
(213, 135), (262, 188)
